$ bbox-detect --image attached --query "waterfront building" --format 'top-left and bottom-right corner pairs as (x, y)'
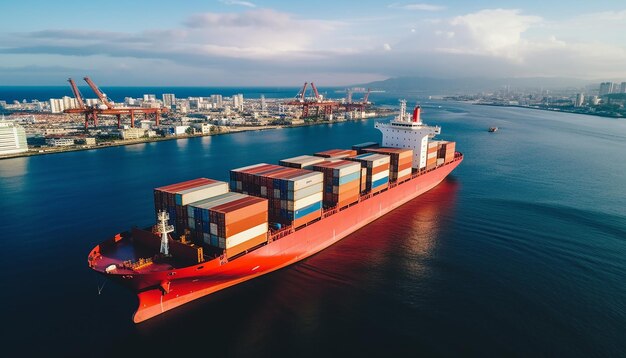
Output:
(599, 82), (614, 96)
(232, 94), (244, 111)
(143, 94), (156, 102)
(163, 94), (176, 107)
(210, 94), (223, 108)
(46, 137), (75, 147)
(49, 98), (65, 113)
(120, 128), (147, 140)
(621, 82), (626, 93)
(0, 121), (28, 155)
(590, 96), (600, 105)
(574, 93), (585, 107)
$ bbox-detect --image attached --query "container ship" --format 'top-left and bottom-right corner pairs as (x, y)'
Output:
(88, 101), (463, 323)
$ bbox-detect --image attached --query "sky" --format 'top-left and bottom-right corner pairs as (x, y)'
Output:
(1, 0), (625, 86)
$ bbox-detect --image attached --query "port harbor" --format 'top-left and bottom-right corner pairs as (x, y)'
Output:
(0, 82), (391, 159)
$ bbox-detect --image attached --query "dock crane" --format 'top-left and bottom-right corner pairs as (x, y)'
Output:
(285, 81), (339, 119)
(63, 77), (168, 129)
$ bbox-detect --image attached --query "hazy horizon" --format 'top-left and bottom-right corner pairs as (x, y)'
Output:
(2, 1), (625, 86)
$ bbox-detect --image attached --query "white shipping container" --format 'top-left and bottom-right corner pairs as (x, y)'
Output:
(176, 181), (229, 206)
(286, 171), (324, 191)
(288, 182), (323, 201)
(279, 155), (325, 168)
(397, 167), (412, 178)
(333, 162), (361, 177)
(289, 192), (323, 211)
(371, 170), (389, 183)
(224, 222), (269, 248)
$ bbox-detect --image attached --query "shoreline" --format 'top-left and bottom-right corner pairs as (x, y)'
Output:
(0, 115), (392, 161)
(471, 102), (624, 119)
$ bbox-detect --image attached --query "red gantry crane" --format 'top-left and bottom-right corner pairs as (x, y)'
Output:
(285, 82), (340, 119)
(341, 87), (371, 115)
(64, 77), (168, 129)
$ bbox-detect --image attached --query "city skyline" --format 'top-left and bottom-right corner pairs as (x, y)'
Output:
(1, 0), (625, 86)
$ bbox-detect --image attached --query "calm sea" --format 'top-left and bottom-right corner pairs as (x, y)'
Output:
(0, 97), (625, 357)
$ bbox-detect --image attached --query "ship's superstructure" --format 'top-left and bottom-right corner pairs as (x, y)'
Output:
(375, 100), (440, 169)
(87, 105), (463, 323)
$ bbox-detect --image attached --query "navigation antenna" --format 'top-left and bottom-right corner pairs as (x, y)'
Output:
(155, 211), (174, 256)
(399, 99), (407, 121)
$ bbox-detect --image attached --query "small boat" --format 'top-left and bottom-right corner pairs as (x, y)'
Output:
(488, 127), (498, 132)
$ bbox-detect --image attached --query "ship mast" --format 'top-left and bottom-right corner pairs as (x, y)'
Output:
(155, 211), (174, 256)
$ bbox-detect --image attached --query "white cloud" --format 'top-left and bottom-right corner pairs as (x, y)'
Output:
(219, 0), (256, 8)
(389, 3), (446, 11)
(439, 9), (541, 59)
(383, 43), (392, 51)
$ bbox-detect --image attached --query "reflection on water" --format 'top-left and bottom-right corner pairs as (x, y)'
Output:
(123, 143), (147, 152)
(0, 157), (29, 179)
(175, 138), (188, 149)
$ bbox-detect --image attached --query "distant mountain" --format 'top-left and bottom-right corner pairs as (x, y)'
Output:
(358, 76), (593, 94)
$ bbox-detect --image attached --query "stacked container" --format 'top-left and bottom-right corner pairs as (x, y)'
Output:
(279, 155), (325, 169)
(314, 149), (358, 159)
(363, 147), (413, 182)
(426, 141), (442, 170)
(187, 192), (269, 257)
(347, 153), (390, 193)
(438, 141), (456, 164)
(230, 164), (324, 227)
(311, 160), (362, 208)
(352, 142), (379, 154)
(154, 178), (229, 235)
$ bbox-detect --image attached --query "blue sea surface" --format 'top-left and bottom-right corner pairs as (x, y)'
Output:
(0, 99), (625, 357)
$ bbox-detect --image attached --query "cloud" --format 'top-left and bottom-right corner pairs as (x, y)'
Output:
(438, 9), (542, 59)
(219, 0), (256, 7)
(1, 7), (625, 85)
(389, 3), (446, 11)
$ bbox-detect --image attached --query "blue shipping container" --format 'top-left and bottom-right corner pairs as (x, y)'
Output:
(372, 176), (389, 188)
(294, 201), (323, 219)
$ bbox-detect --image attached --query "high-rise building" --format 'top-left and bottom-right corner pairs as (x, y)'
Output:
(162, 93), (176, 107)
(62, 96), (77, 110)
(620, 82), (626, 93)
(599, 82), (614, 96)
(143, 94), (156, 102)
(0, 121), (28, 155)
(210, 94), (223, 108)
(49, 98), (64, 113)
(574, 93), (585, 107)
(590, 96), (600, 105)
(261, 95), (267, 113)
(232, 94), (244, 111)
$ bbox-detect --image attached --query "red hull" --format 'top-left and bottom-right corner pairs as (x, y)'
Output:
(89, 155), (462, 323)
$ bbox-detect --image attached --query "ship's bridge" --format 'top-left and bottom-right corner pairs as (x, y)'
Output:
(375, 101), (441, 169)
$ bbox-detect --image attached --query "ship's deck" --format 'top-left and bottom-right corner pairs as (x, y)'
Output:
(89, 153), (463, 276)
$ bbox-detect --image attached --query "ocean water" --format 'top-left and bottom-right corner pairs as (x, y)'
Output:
(0, 100), (625, 357)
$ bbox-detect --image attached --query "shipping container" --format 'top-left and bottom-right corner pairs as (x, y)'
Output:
(154, 178), (229, 236)
(352, 142), (379, 154)
(279, 155), (326, 169)
(314, 149), (358, 159)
